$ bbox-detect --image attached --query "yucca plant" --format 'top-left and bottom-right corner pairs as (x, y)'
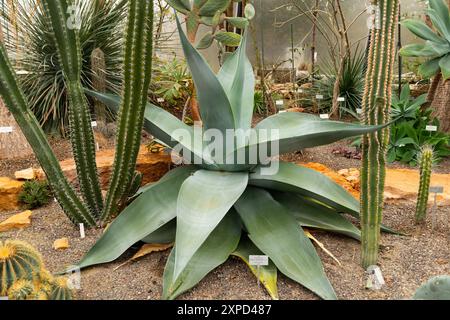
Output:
(400, 0), (450, 80)
(1, 0), (126, 135)
(74, 18), (394, 300)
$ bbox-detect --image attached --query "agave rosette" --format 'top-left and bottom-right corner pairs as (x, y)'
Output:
(77, 18), (389, 300)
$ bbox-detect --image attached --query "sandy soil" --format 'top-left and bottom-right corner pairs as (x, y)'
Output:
(1, 139), (449, 300)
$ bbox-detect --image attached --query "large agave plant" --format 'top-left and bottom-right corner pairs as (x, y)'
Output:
(400, 0), (450, 80)
(76, 18), (387, 300)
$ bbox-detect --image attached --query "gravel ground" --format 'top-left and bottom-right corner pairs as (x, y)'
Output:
(1, 138), (448, 300)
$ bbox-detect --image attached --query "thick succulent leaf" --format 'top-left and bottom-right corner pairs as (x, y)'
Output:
(176, 16), (235, 134)
(235, 187), (337, 300)
(84, 89), (215, 166)
(419, 57), (442, 78)
(229, 113), (385, 162)
(399, 43), (443, 57)
(214, 31), (242, 47)
(196, 32), (214, 49)
(198, 0), (231, 16)
(413, 275), (450, 300)
(141, 220), (177, 244)
(225, 17), (250, 29)
(427, 4), (450, 41)
(249, 162), (359, 216)
(166, 0), (190, 14)
(72, 166), (196, 270)
(231, 236), (279, 300)
(439, 54), (450, 80)
(272, 192), (361, 241)
(217, 30), (254, 130)
(163, 211), (241, 300)
(401, 19), (445, 43)
(174, 170), (248, 280)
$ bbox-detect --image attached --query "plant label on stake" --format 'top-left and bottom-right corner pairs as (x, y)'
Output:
(430, 186), (444, 231)
(425, 125), (438, 132)
(337, 97), (345, 102)
(91, 121), (97, 128)
(249, 255), (269, 287)
(316, 95), (323, 115)
(79, 223), (85, 239)
(320, 114), (330, 120)
(0, 126), (13, 133)
(157, 98), (165, 103)
(275, 100), (284, 106)
(356, 108), (363, 115)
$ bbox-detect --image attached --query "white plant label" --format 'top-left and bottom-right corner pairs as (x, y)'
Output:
(320, 114), (330, 120)
(157, 98), (165, 103)
(314, 51), (318, 63)
(96, 142), (100, 151)
(296, 89), (303, 93)
(429, 186), (444, 194)
(366, 265), (385, 290)
(275, 100), (284, 106)
(337, 97), (346, 102)
(54, 197), (57, 203)
(425, 125), (438, 132)
(91, 121), (98, 128)
(249, 255), (269, 266)
(0, 126), (13, 133)
(316, 94), (324, 100)
(356, 108), (363, 114)
(278, 110), (287, 114)
(0, 296), (8, 300)
(79, 223), (85, 239)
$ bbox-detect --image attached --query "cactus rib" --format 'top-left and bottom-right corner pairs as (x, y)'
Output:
(42, 0), (104, 218)
(360, 0), (399, 268)
(101, 0), (154, 221)
(0, 44), (96, 226)
(415, 146), (433, 223)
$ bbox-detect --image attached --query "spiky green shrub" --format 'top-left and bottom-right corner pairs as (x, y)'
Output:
(360, 0), (399, 268)
(0, 240), (43, 296)
(400, 0), (450, 80)
(18, 180), (51, 210)
(414, 275), (450, 300)
(253, 90), (265, 115)
(1, 0), (126, 134)
(7, 280), (35, 300)
(77, 19), (392, 300)
(415, 146), (434, 223)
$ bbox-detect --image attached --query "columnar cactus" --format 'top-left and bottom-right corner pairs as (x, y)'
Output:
(41, 0), (104, 218)
(0, 241), (43, 295)
(360, 0), (399, 268)
(91, 47), (108, 130)
(415, 146), (434, 223)
(101, 0), (154, 221)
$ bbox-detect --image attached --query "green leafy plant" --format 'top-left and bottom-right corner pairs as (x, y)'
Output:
(400, 0), (450, 80)
(360, 0), (399, 268)
(391, 86), (427, 121)
(2, 0), (127, 134)
(253, 90), (265, 114)
(18, 180), (51, 210)
(0, 0), (154, 226)
(413, 275), (450, 300)
(77, 19), (392, 300)
(315, 48), (365, 117)
(415, 145), (434, 223)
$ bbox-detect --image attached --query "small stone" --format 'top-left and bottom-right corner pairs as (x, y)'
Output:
(14, 168), (37, 180)
(53, 238), (70, 250)
(0, 177), (24, 211)
(0, 210), (32, 232)
(338, 169), (349, 176)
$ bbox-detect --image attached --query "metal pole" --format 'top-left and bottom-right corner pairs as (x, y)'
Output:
(398, 3), (402, 96)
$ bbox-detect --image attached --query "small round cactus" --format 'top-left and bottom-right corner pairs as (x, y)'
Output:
(415, 145), (434, 223)
(49, 277), (74, 300)
(0, 240), (43, 295)
(7, 279), (34, 300)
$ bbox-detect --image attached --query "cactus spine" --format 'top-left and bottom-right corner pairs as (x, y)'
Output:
(415, 146), (433, 223)
(0, 45), (95, 226)
(7, 280), (34, 300)
(0, 241), (43, 295)
(101, 0), (154, 221)
(360, 0), (399, 268)
(41, 0), (104, 218)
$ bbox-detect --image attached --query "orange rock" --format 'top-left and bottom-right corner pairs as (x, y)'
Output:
(0, 177), (24, 211)
(0, 210), (32, 232)
(286, 107), (305, 113)
(34, 145), (172, 189)
(53, 238), (70, 250)
(14, 168), (37, 180)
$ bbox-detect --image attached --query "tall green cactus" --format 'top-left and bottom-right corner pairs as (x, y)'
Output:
(415, 146), (434, 223)
(41, 0), (103, 218)
(360, 0), (399, 268)
(101, 0), (154, 221)
(0, 43), (96, 226)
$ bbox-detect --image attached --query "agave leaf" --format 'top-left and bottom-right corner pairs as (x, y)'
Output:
(439, 54), (450, 80)
(176, 16), (235, 134)
(163, 211), (241, 300)
(174, 170), (248, 280)
(235, 187), (337, 300)
(272, 192), (361, 241)
(73, 166), (196, 270)
(84, 89), (215, 166)
(217, 30), (254, 130)
(399, 43), (442, 57)
(141, 220), (177, 244)
(401, 19), (445, 43)
(427, 5), (450, 42)
(419, 57), (441, 78)
(413, 275), (450, 300)
(231, 236), (279, 300)
(249, 161), (360, 216)
(229, 113), (385, 161)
